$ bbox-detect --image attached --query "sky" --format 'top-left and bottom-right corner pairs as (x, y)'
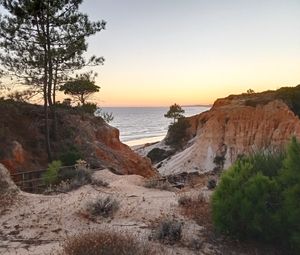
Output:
(80, 0), (300, 106)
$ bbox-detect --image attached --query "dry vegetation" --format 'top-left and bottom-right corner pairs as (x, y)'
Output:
(60, 231), (160, 255)
(178, 193), (212, 229)
(87, 196), (119, 218)
(143, 177), (174, 191)
(150, 218), (183, 245)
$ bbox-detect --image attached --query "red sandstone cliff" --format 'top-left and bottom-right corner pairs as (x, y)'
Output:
(158, 94), (300, 175)
(0, 100), (155, 178)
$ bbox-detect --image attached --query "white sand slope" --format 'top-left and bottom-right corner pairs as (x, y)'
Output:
(0, 169), (216, 255)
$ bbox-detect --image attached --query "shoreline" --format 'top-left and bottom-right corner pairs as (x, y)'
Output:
(123, 135), (165, 147)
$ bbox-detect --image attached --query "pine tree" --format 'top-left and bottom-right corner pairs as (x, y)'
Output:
(60, 72), (100, 105)
(164, 103), (185, 123)
(0, 0), (105, 160)
(279, 137), (300, 251)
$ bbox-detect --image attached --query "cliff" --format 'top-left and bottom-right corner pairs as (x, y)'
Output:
(0, 100), (155, 178)
(156, 88), (300, 175)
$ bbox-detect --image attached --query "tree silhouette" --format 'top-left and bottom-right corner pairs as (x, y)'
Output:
(164, 103), (185, 123)
(0, 0), (105, 160)
(60, 80), (100, 105)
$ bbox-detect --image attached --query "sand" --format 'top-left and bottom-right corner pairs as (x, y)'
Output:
(0, 169), (215, 255)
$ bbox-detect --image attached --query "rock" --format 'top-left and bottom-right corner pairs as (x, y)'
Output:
(0, 141), (27, 174)
(0, 163), (18, 194)
(62, 114), (156, 178)
(147, 148), (173, 164)
(159, 96), (300, 175)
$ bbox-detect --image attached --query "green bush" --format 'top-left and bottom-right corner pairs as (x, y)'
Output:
(278, 137), (300, 251)
(43, 160), (62, 186)
(212, 138), (300, 253)
(59, 147), (82, 166)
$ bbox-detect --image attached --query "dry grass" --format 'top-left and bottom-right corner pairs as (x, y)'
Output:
(60, 231), (160, 255)
(150, 218), (183, 245)
(87, 196), (119, 218)
(144, 177), (173, 191)
(178, 193), (212, 228)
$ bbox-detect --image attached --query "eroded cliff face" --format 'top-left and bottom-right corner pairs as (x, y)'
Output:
(63, 114), (156, 177)
(0, 101), (155, 178)
(158, 97), (300, 175)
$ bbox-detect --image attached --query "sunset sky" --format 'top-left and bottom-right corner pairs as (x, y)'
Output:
(81, 0), (300, 107)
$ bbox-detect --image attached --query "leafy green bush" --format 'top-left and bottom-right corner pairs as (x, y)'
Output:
(212, 138), (300, 253)
(43, 160), (62, 186)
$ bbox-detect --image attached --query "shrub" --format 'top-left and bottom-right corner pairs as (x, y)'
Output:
(61, 231), (158, 255)
(57, 166), (93, 192)
(59, 147), (82, 166)
(44, 162), (93, 193)
(212, 153), (282, 240)
(212, 139), (300, 253)
(278, 137), (300, 252)
(94, 108), (114, 123)
(166, 118), (190, 149)
(87, 196), (119, 218)
(275, 85), (300, 118)
(152, 219), (182, 244)
(78, 102), (97, 114)
(43, 160), (62, 186)
(144, 177), (173, 191)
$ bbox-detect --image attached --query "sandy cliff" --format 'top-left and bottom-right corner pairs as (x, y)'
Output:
(0, 100), (155, 178)
(156, 93), (300, 175)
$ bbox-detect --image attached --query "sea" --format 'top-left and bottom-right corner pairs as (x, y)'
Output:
(102, 106), (210, 146)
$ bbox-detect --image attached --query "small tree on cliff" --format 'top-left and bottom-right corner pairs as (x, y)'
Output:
(60, 79), (100, 105)
(164, 103), (185, 123)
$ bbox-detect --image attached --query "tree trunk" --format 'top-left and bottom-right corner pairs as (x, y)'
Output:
(51, 63), (59, 140)
(81, 94), (85, 105)
(46, 1), (57, 141)
(44, 81), (52, 162)
(35, 11), (52, 161)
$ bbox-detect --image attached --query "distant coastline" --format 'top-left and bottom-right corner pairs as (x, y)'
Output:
(182, 104), (212, 108)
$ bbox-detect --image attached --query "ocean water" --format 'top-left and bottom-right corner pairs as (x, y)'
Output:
(103, 106), (210, 146)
